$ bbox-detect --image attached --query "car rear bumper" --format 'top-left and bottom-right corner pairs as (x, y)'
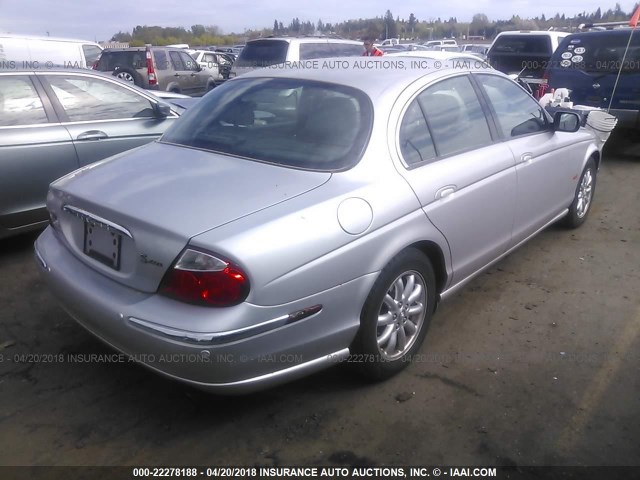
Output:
(35, 226), (376, 393)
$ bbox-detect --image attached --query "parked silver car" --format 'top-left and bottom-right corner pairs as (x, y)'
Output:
(0, 68), (185, 239)
(35, 58), (601, 393)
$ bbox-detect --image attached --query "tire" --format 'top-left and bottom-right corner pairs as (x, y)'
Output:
(562, 157), (597, 229)
(112, 67), (142, 87)
(351, 248), (436, 381)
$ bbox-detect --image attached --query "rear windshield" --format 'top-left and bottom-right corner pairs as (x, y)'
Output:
(234, 40), (288, 68)
(160, 77), (373, 171)
(96, 50), (145, 70)
(552, 32), (640, 73)
(490, 35), (552, 55)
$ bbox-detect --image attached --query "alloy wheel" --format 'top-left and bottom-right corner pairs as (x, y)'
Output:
(376, 271), (427, 361)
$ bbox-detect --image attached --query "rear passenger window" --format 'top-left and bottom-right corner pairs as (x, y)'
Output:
(0, 76), (48, 126)
(477, 74), (549, 137)
(399, 100), (436, 166)
(417, 76), (492, 157)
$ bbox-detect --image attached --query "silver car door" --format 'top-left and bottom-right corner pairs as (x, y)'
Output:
(474, 73), (586, 243)
(395, 75), (517, 286)
(41, 73), (176, 167)
(178, 51), (207, 94)
(0, 74), (79, 231)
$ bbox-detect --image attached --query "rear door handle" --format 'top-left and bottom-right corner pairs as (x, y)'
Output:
(519, 153), (533, 164)
(77, 130), (108, 141)
(435, 186), (456, 200)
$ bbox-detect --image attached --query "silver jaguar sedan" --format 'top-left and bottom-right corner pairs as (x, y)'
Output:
(35, 57), (601, 393)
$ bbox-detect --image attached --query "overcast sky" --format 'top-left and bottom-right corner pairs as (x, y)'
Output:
(1, 0), (638, 42)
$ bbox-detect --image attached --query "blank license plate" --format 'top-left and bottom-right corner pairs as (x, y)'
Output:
(83, 222), (122, 270)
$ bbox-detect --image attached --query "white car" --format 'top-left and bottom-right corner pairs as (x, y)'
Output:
(188, 50), (226, 81)
(231, 37), (363, 77)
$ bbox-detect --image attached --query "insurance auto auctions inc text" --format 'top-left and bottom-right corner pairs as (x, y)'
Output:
(247, 466), (497, 478)
(265, 59), (490, 71)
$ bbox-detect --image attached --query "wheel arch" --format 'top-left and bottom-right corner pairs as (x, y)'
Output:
(586, 144), (601, 170)
(165, 82), (181, 93)
(402, 240), (449, 299)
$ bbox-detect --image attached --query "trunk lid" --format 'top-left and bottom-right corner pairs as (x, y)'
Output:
(49, 142), (330, 292)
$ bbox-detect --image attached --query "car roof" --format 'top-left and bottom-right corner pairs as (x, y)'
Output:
(232, 56), (494, 98)
(247, 37), (361, 45)
(0, 33), (100, 44)
(387, 50), (488, 62)
(101, 46), (186, 52)
(494, 30), (570, 38)
(563, 28), (638, 38)
(0, 66), (94, 74)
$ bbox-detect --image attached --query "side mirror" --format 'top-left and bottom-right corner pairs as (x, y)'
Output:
(154, 102), (172, 118)
(553, 111), (581, 132)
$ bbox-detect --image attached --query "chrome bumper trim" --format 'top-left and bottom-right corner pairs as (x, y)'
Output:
(142, 347), (351, 394)
(34, 243), (48, 271)
(128, 305), (322, 346)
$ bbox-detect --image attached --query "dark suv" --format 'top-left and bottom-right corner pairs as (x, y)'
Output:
(94, 45), (217, 96)
(545, 29), (640, 130)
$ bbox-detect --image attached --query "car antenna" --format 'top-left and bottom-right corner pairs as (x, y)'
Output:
(598, 6), (640, 112)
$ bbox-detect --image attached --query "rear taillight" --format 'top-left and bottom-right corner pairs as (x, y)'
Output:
(535, 72), (551, 99)
(146, 47), (157, 86)
(542, 70), (550, 86)
(159, 249), (249, 307)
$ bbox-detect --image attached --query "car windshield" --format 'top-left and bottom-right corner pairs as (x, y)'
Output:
(160, 77), (373, 171)
(96, 50), (145, 70)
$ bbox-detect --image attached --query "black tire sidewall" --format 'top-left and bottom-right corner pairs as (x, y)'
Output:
(351, 248), (436, 380)
(112, 67), (142, 87)
(565, 158), (597, 228)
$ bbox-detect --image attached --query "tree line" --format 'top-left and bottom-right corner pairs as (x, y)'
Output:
(110, 3), (639, 46)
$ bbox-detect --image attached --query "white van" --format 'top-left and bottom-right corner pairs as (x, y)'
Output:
(0, 34), (103, 69)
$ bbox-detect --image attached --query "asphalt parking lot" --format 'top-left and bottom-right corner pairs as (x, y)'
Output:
(0, 131), (638, 469)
